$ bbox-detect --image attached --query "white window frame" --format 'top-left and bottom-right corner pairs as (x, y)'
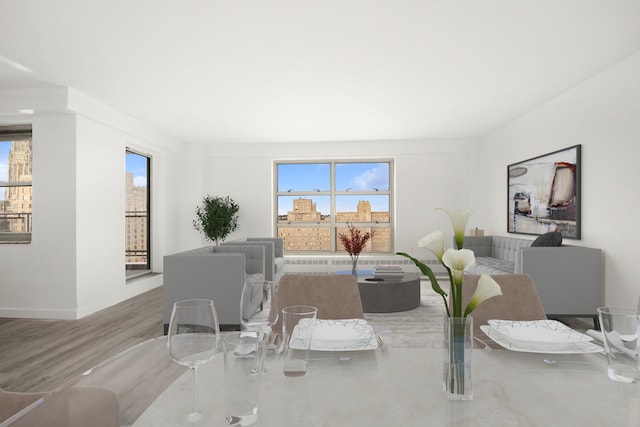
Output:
(274, 159), (394, 254)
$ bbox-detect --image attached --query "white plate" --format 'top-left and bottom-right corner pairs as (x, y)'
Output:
(290, 319), (378, 351)
(488, 319), (593, 344)
(480, 322), (603, 354)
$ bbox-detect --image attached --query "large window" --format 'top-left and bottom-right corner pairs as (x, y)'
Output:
(125, 149), (150, 277)
(275, 160), (393, 253)
(0, 126), (32, 243)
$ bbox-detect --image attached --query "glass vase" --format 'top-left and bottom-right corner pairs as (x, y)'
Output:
(351, 258), (358, 277)
(443, 315), (473, 400)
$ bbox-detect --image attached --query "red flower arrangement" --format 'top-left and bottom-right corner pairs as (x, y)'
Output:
(338, 223), (376, 275)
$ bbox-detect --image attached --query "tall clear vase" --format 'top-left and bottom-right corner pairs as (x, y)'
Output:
(443, 315), (473, 400)
(351, 258), (358, 277)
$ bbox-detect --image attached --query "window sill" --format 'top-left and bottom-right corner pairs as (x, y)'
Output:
(0, 232), (31, 243)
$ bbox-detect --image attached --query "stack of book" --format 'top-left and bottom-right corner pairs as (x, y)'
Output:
(373, 265), (404, 280)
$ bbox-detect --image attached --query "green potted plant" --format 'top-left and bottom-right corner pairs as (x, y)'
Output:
(193, 195), (240, 245)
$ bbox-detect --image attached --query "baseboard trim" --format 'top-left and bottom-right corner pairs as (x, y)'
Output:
(0, 307), (78, 320)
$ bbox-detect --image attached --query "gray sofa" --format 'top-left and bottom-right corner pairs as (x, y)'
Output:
(463, 235), (533, 274)
(163, 245), (265, 331)
(462, 235), (603, 324)
(223, 237), (285, 283)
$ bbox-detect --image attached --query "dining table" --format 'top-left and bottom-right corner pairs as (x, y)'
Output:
(2, 334), (639, 426)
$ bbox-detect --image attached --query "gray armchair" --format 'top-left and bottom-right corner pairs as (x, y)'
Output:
(163, 245), (265, 330)
(223, 237), (285, 283)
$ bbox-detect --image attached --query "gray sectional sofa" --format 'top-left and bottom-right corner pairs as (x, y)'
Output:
(464, 235), (534, 274)
(163, 244), (266, 331)
(462, 235), (603, 324)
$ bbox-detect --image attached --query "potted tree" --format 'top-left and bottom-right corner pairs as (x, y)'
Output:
(193, 195), (240, 245)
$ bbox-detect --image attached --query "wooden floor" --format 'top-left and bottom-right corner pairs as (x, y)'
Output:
(0, 287), (164, 393)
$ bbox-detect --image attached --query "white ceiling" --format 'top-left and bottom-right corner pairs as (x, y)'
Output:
(1, 0), (640, 144)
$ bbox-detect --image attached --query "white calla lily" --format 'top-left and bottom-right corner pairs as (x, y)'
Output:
(418, 231), (444, 262)
(442, 249), (476, 309)
(397, 208), (501, 319)
(464, 274), (502, 316)
(441, 248), (475, 273)
(437, 208), (472, 250)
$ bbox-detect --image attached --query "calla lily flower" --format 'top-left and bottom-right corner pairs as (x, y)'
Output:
(397, 208), (501, 319)
(442, 249), (476, 311)
(464, 274), (502, 316)
(418, 231), (444, 262)
(437, 208), (472, 250)
(441, 248), (475, 273)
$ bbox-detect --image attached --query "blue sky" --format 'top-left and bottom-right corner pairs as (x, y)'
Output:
(126, 152), (147, 187)
(0, 141), (12, 182)
(0, 142), (9, 203)
(277, 162), (390, 214)
(277, 162), (389, 192)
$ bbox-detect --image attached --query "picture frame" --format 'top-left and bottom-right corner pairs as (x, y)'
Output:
(507, 145), (581, 239)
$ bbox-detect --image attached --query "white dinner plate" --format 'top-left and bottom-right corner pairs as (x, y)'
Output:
(290, 319), (378, 351)
(480, 320), (603, 354)
(489, 319), (593, 344)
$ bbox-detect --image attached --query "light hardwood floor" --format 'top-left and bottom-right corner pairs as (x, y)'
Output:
(0, 287), (164, 393)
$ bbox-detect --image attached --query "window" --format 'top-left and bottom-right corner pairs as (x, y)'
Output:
(125, 149), (150, 277)
(0, 125), (32, 243)
(275, 160), (393, 253)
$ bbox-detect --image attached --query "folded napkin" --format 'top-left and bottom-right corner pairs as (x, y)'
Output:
(234, 343), (256, 356)
(586, 329), (604, 344)
(591, 329), (640, 359)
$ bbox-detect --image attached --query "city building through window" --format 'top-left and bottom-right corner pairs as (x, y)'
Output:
(0, 125), (32, 243)
(275, 160), (393, 253)
(125, 149), (150, 277)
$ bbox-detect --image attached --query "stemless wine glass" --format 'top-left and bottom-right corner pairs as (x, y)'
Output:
(168, 299), (220, 423)
(240, 280), (278, 372)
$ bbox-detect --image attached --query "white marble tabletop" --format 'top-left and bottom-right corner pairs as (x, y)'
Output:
(131, 340), (639, 427)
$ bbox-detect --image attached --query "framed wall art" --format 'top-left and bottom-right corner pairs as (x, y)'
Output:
(507, 144), (581, 239)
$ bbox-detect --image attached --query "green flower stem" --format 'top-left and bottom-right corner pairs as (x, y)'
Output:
(396, 252), (450, 318)
(448, 317), (468, 395)
(457, 283), (463, 318)
(445, 267), (458, 318)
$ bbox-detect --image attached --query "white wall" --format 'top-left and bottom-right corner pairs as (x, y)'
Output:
(178, 139), (479, 261)
(74, 115), (181, 317)
(0, 114), (78, 318)
(0, 90), (184, 319)
(476, 51), (640, 308)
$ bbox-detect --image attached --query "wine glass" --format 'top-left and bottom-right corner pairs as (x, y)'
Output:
(168, 299), (220, 423)
(241, 280), (278, 333)
(240, 280), (278, 371)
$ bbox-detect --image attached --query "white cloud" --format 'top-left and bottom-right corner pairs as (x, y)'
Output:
(133, 175), (147, 187)
(352, 165), (388, 190)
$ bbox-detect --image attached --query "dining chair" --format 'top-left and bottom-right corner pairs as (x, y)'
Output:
(273, 274), (364, 336)
(460, 274), (547, 349)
